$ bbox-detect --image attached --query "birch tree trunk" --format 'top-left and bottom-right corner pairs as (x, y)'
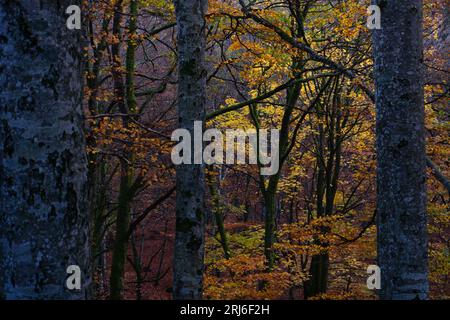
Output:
(172, 0), (208, 300)
(0, 1), (90, 299)
(372, 0), (428, 300)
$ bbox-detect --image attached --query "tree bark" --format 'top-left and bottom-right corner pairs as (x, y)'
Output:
(0, 0), (90, 299)
(207, 170), (230, 260)
(372, 0), (428, 300)
(304, 253), (329, 299)
(172, 0), (208, 300)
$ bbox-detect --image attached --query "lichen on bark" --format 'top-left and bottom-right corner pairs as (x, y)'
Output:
(0, 0), (91, 299)
(372, 0), (429, 300)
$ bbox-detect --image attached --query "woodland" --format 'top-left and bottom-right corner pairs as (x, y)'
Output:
(0, 0), (448, 300)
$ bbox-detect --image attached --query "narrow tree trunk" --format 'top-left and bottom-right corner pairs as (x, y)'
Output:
(130, 231), (143, 300)
(259, 56), (303, 270)
(91, 160), (108, 295)
(109, 0), (138, 300)
(0, 0), (90, 299)
(304, 253), (329, 299)
(172, 0), (208, 300)
(109, 160), (132, 299)
(111, 0), (126, 114)
(263, 187), (277, 269)
(207, 171), (230, 259)
(304, 80), (342, 299)
(372, 0), (428, 300)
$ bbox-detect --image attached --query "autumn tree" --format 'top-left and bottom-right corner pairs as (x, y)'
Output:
(85, 0), (178, 299)
(0, 1), (90, 299)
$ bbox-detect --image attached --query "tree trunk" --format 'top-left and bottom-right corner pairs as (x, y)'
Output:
(304, 253), (329, 299)
(207, 171), (230, 259)
(172, 0), (208, 300)
(91, 159), (108, 295)
(109, 160), (132, 299)
(263, 187), (277, 269)
(259, 56), (303, 270)
(109, 0), (138, 300)
(304, 79), (342, 299)
(372, 0), (428, 300)
(0, 0), (90, 299)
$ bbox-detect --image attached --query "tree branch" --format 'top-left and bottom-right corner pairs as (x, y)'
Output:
(127, 186), (176, 238)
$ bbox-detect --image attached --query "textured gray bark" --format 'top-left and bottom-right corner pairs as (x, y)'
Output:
(372, 0), (428, 300)
(0, 1), (90, 299)
(172, 0), (208, 300)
